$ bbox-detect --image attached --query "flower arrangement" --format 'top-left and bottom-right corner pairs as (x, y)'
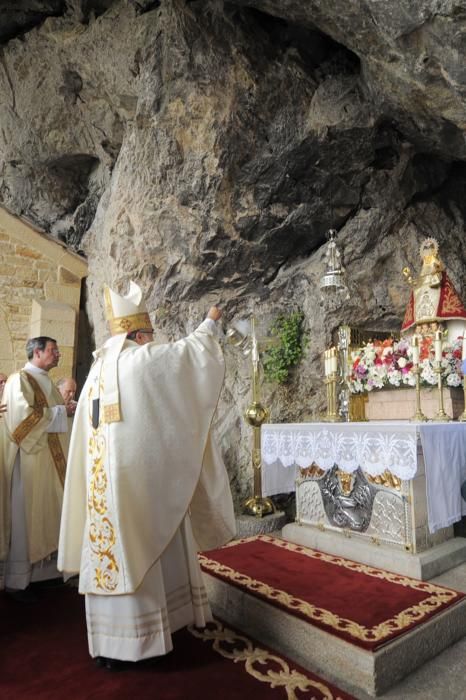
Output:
(349, 336), (464, 394)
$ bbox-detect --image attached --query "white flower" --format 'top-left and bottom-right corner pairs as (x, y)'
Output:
(446, 373), (462, 387)
(397, 357), (407, 369)
(421, 365), (437, 385)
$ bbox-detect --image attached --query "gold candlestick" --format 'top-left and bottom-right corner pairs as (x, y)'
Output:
(325, 372), (341, 422)
(434, 364), (450, 422)
(459, 378), (466, 422)
(324, 375), (332, 420)
(411, 366), (428, 422)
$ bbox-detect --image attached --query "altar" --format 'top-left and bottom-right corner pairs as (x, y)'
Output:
(261, 421), (466, 579)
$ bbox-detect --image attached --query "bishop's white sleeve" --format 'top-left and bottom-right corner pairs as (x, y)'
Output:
(203, 318), (217, 334)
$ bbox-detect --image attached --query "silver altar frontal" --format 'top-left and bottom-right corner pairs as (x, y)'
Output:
(262, 421), (466, 578)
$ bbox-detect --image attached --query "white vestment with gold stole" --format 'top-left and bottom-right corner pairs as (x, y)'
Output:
(1, 365), (68, 589)
(58, 319), (236, 661)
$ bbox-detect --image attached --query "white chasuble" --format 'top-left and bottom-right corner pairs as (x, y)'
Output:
(85, 516), (212, 661)
(58, 319), (236, 596)
(1, 367), (68, 568)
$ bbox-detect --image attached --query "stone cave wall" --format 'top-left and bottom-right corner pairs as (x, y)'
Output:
(0, 0), (465, 507)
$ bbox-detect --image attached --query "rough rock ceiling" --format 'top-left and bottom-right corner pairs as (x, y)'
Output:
(227, 0), (466, 160)
(0, 1), (121, 43)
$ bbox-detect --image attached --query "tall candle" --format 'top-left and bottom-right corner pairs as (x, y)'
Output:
(434, 330), (442, 363)
(324, 350), (329, 376)
(330, 349), (338, 373)
(412, 335), (419, 366)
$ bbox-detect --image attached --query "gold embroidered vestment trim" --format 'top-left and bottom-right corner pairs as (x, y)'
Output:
(13, 371), (67, 487)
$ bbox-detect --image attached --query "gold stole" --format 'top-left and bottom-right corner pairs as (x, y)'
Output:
(12, 371), (67, 487)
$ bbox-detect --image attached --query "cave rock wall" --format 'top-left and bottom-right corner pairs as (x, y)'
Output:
(1, 0), (465, 506)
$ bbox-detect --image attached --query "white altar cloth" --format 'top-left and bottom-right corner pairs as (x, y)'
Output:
(419, 424), (466, 533)
(261, 422), (466, 534)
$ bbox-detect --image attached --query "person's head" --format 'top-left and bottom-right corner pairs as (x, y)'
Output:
(0, 372), (7, 400)
(56, 377), (77, 403)
(127, 327), (154, 346)
(26, 337), (60, 371)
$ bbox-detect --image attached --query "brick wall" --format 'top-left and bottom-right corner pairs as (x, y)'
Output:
(0, 208), (87, 381)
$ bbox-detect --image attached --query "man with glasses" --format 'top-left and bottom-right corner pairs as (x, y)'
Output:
(1, 337), (74, 600)
(59, 282), (235, 669)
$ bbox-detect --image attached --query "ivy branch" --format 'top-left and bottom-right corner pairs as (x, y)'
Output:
(262, 311), (307, 384)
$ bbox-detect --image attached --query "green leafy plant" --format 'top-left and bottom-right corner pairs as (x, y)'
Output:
(262, 311), (307, 384)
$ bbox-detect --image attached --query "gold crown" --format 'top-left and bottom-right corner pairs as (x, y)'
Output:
(419, 237), (439, 261)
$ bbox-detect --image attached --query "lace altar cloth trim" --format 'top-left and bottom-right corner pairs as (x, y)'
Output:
(261, 422), (418, 480)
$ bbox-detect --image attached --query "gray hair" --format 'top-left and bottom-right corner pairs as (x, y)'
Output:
(56, 376), (76, 388)
(26, 336), (57, 360)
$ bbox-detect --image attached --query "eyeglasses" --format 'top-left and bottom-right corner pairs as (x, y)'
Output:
(138, 329), (154, 335)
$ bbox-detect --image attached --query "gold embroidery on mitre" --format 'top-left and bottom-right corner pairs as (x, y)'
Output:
(108, 311), (151, 336)
(189, 620), (336, 698)
(104, 285), (152, 336)
(87, 382), (119, 592)
(199, 535), (459, 644)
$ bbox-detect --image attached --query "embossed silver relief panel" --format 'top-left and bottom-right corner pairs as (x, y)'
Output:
(297, 466), (412, 549)
(297, 480), (327, 524)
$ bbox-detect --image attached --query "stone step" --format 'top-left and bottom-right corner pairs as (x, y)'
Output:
(202, 545), (466, 697)
(283, 522), (466, 580)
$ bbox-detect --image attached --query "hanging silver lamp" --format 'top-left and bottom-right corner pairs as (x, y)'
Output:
(319, 229), (350, 305)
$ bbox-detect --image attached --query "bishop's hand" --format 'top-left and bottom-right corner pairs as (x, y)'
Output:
(207, 306), (222, 322)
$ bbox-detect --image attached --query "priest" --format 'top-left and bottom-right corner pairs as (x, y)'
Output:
(58, 281), (236, 669)
(1, 338), (72, 598)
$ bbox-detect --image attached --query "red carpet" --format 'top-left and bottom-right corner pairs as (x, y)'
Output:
(199, 535), (465, 651)
(0, 585), (354, 700)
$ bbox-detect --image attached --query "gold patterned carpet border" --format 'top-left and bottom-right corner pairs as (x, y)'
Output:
(199, 535), (465, 651)
(189, 619), (355, 700)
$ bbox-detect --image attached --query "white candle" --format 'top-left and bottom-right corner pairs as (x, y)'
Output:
(462, 330), (466, 360)
(330, 349), (338, 374)
(412, 335), (419, 366)
(324, 350), (329, 376)
(434, 330), (442, 363)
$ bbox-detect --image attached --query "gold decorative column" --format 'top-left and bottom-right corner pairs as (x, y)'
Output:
(227, 317), (275, 518)
(242, 318), (275, 518)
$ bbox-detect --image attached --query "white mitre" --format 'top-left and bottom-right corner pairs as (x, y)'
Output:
(98, 281), (152, 423)
(104, 280), (152, 336)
